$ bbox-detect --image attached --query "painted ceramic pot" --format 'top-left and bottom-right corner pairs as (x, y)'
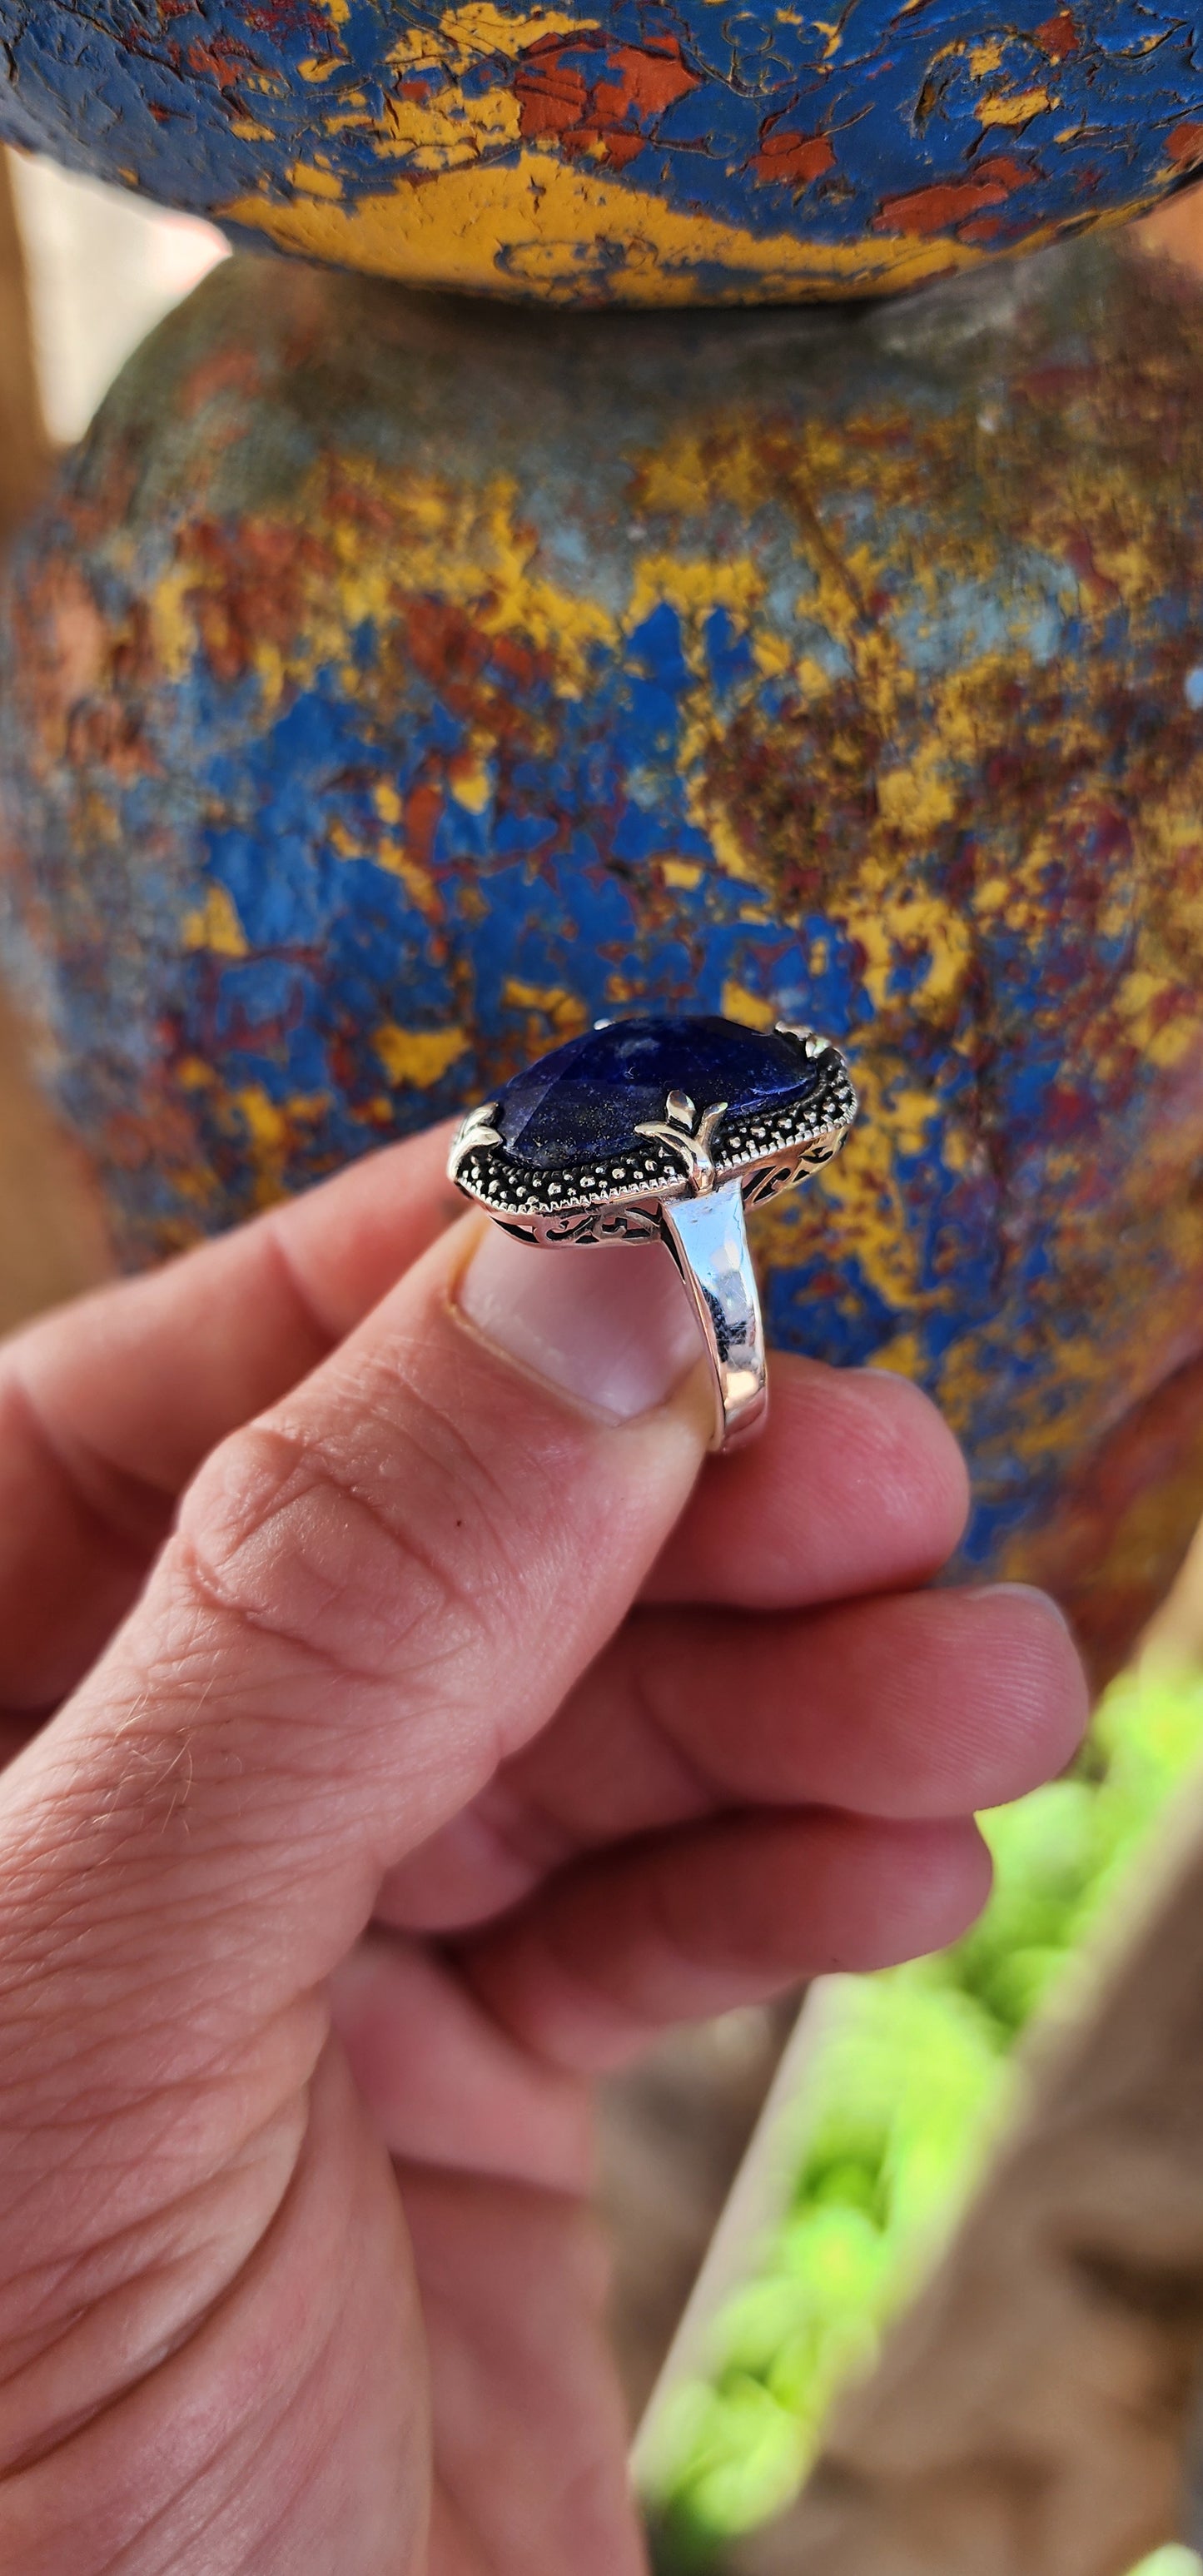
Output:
(4, 234), (1203, 1659)
(2, 1), (1203, 305)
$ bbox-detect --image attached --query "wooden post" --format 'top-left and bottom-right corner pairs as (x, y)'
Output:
(0, 147), (49, 548)
(731, 1792), (1203, 2576)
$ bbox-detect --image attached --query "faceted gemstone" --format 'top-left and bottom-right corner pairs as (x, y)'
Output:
(495, 1017), (822, 1171)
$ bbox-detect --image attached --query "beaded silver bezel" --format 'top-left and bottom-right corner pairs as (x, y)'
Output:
(448, 1025), (857, 1247)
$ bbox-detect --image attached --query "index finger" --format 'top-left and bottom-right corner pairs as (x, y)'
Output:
(0, 1119), (460, 1710)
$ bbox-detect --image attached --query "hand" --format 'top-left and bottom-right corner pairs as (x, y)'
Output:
(0, 1125), (1085, 2574)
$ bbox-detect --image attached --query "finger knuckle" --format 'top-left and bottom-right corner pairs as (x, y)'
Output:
(172, 1385), (518, 1698)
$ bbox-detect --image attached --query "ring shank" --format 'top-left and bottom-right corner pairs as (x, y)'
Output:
(659, 1177), (767, 1452)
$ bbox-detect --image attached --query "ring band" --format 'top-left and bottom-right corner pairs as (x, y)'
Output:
(659, 1178), (768, 1449)
(448, 1013), (858, 1450)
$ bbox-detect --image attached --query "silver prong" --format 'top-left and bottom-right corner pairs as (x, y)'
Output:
(634, 1097), (727, 1194)
(775, 1019), (832, 1062)
(446, 1100), (502, 1181)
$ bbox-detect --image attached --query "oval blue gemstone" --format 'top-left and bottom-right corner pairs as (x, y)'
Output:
(495, 1016), (822, 1171)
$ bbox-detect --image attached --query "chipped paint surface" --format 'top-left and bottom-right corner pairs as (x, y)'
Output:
(3, 236), (1203, 1644)
(1, 0), (1202, 302)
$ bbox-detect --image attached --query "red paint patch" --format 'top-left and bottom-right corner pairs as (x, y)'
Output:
(240, 0), (330, 34)
(594, 40), (698, 122)
(182, 348), (267, 411)
(405, 779), (444, 872)
(515, 33), (697, 170)
(1015, 361), (1095, 403)
(874, 157), (1030, 237)
(1063, 530), (1121, 603)
(603, 130), (646, 169)
(1034, 9), (1079, 61)
(187, 33), (256, 88)
(753, 121), (834, 188)
(179, 515), (326, 686)
(1167, 122), (1203, 167)
(515, 52), (589, 142)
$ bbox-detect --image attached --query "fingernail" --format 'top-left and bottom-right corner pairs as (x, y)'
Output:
(961, 1580), (1073, 1633)
(458, 1225), (703, 1421)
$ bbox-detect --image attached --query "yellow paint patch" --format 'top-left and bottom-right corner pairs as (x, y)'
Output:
(221, 150), (1014, 305)
(628, 550), (766, 639)
(720, 981), (777, 1029)
(291, 160), (343, 198)
(149, 560), (201, 684)
(634, 426), (771, 519)
(977, 86), (1055, 126)
(500, 979), (589, 1038)
(375, 10), (589, 177)
(374, 1022), (470, 1087)
(661, 858), (703, 889)
(887, 1083), (941, 1157)
(876, 749), (957, 838)
(182, 883), (249, 957)
(228, 453), (616, 701)
(753, 631), (794, 680)
(176, 1055), (216, 1092)
(862, 1327), (925, 1382)
(380, 71), (522, 175)
(1115, 965), (1203, 1072)
(379, 845), (443, 918)
(795, 653), (836, 700)
(685, 793), (762, 887)
(449, 747), (494, 812)
(1146, 1017), (1200, 1069)
(235, 1086), (288, 1150)
(419, 2), (589, 62)
(228, 1083), (332, 1206)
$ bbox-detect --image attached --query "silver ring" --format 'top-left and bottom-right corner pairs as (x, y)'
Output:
(448, 1014), (858, 1451)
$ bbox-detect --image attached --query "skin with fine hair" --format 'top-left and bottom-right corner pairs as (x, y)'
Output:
(0, 1118), (1085, 2574)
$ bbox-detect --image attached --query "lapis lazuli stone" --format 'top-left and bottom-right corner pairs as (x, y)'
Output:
(495, 1017), (821, 1171)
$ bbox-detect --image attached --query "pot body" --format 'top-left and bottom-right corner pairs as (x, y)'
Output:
(4, 237), (1203, 1657)
(1, 1), (1201, 305)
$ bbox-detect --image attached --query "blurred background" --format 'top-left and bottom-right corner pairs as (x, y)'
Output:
(4, 142), (1203, 2576)
(0, 149), (226, 1327)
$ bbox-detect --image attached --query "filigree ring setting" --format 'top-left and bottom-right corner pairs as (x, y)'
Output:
(448, 1013), (858, 1450)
